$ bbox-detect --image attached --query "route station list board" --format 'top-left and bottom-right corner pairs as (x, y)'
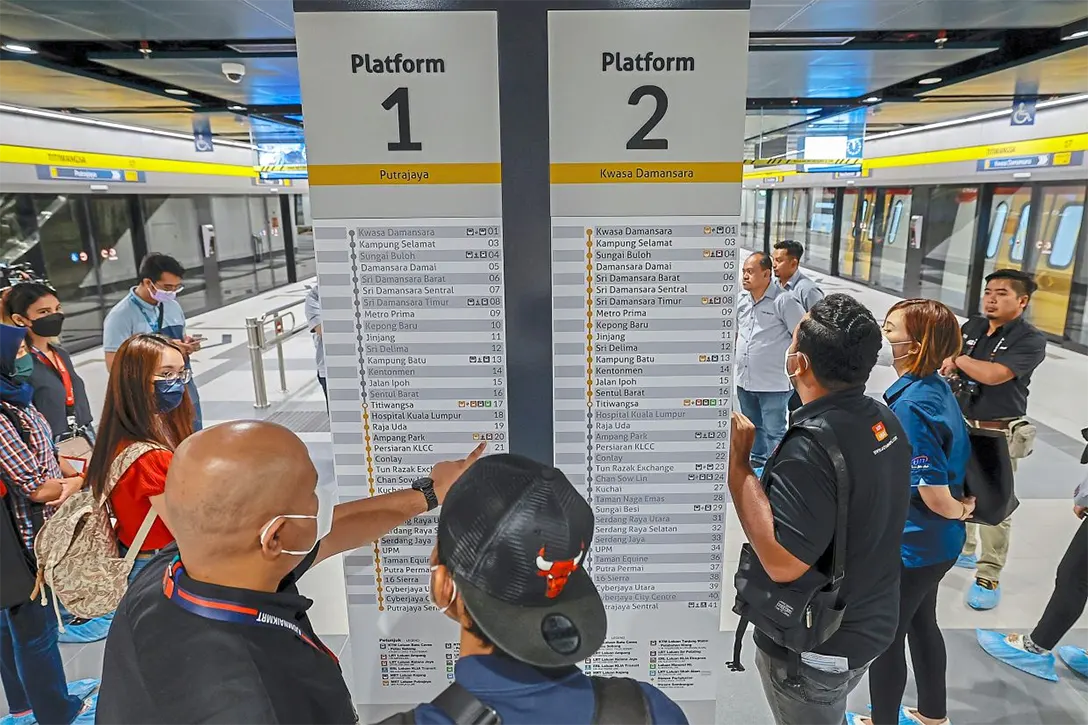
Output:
(548, 8), (750, 704)
(552, 218), (739, 698)
(331, 217), (509, 700)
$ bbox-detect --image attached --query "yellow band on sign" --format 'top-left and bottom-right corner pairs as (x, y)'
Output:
(307, 163), (501, 186)
(0, 144), (256, 178)
(550, 162), (743, 184)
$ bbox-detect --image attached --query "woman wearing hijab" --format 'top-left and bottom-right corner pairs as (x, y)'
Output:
(0, 324), (98, 725)
(5, 283), (106, 645)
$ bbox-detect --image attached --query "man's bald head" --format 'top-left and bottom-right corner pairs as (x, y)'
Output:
(165, 421), (318, 559)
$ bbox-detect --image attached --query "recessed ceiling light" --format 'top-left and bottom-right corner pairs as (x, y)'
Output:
(164, 88), (189, 96)
(228, 105), (246, 111)
(918, 77), (942, 85)
(2, 42), (36, 54)
(1062, 29), (1088, 41)
(863, 96), (881, 103)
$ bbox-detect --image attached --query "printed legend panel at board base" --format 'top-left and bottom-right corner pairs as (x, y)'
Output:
(333, 217), (508, 703)
(551, 217), (740, 700)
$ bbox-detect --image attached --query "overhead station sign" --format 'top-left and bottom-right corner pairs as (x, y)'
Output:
(548, 7), (749, 709)
(35, 165), (145, 183)
(977, 151), (1084, 171)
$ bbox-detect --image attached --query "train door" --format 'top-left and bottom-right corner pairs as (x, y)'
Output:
(982, 185), (1032, 278)
(839, 188), (860, 276)
(872, 188), (913, 294)
(1022, 183), (1086, 337)
(849, 188), (879, 283)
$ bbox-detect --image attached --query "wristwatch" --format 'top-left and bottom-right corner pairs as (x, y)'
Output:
(412, 477), (439, 511)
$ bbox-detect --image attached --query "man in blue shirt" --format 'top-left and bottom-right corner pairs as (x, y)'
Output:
(393, 454), (687, 725)
(102, 253), (203, 430)
(736, 252), (805, 469)
(771, 240), (825, 313)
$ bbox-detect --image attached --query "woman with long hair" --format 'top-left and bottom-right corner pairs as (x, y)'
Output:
(850, 299), (975, 725)
(0, 325), (98, 724)
(83, 334), (195, 582)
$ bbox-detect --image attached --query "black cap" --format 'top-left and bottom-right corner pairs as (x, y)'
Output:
(436, 453), (605, 668)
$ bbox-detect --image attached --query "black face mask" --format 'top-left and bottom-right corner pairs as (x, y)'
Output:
(29, 312), (65, 338)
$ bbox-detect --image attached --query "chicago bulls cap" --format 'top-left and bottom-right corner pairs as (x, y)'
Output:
(436, 453), (605, 668)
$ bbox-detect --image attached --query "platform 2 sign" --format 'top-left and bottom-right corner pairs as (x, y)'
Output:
(547, 7), (749, 705)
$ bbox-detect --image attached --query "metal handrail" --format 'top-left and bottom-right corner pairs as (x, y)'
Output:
(245, 298), (311, 409)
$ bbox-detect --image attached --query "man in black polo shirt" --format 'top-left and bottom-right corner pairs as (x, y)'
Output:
(96, 421), (484, 724)
(729, 294), (911, 725)
(941, 268), (1046, 611)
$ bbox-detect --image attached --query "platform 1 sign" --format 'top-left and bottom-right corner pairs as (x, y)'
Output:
(548, 7), (749, 708)
(294, 8), (508, 709)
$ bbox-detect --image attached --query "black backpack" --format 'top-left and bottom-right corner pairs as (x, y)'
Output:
(376, 676), (651, 725)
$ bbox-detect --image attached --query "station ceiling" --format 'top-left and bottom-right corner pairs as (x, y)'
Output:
(0, 0), (1085, 148)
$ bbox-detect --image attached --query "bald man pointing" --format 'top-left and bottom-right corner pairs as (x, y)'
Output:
(96, 421), (484, 724)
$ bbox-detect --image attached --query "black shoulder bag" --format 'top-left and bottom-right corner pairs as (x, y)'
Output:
(726, 419), (850, 679)
(375, 676), (650, 725)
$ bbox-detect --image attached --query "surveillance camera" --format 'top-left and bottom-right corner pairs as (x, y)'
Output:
(221, 62), (246, 84)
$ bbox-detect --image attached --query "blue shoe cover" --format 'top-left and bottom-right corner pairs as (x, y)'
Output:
(0, 710), (35, 725)
(57, 614), (112, 644)
(71, 692), (98, 725)
(966, 581), (1001, 610)
(845, 712), (867, 725)
(954, 552), (976, 569)
(1057, 646), (1088, 678)
(68, 679), (99, 703)
(977, 629), (1058, 681)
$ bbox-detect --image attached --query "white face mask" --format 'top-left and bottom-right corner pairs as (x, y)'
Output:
(259, 482), (336, 557)
(784, 350), (808, 381)
(429, 564), (458, 614)
(877, 336), (915, 367)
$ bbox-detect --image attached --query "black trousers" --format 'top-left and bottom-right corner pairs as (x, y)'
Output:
(869, 559), (956, 725)
(1031, 516), (1088, 650)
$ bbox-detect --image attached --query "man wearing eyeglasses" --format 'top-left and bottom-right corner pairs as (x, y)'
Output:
(103, 253), (204, 430)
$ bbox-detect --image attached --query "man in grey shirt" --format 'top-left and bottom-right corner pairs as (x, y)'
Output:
(304, 284), (327, 408)
(735, 252), (806, 469)
(772, 240), (825, 312)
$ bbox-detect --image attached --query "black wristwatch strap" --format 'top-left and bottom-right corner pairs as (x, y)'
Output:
(413, 477), (438, 511)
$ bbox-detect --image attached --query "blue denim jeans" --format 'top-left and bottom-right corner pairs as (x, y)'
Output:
(0, 599), (81, 724)
(187, 378), (203, 431)
(737, 388), (793, 467)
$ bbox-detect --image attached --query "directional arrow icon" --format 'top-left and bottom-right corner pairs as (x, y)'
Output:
(110, 170), (121, 180)
(1037, 155), (1050, 166)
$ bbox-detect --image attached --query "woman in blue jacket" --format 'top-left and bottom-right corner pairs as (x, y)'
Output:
(851, 299), (975, 725)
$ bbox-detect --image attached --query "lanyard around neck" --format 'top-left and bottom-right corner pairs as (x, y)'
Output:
(161, 557), (338, 665)
(31, 346), (74, 409)
(129, 292), (164, 333)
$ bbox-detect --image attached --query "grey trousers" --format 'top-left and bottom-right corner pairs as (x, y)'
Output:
(756, 647), (869, 725)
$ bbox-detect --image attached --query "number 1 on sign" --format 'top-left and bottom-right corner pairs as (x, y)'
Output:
(381, 87), (422, 152)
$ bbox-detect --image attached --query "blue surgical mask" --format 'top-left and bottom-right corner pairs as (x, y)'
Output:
(12, 355), (34, 384)
(154, 378), (186, 412)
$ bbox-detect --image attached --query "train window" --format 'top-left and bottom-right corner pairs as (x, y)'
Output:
(887, 200), (904, 243)
(1011, 203), (1030, 262)
(1048, 204), (1083, 269)
(986, 202), (1008, 258)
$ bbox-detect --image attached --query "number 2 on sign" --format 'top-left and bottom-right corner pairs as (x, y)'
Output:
(381, 87), (421, 152)
(626, 85), (669, 150)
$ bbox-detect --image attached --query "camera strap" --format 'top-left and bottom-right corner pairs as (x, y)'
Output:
(727, 419), (851, 678)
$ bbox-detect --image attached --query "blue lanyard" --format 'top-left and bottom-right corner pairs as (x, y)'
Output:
(129, 292), (162, 333)
(162, 557), (338, 664)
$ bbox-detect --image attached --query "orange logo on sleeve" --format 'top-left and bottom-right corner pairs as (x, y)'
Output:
(872, 422), (888, 441)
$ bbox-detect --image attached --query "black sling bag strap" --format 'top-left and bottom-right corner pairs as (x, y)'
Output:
(375, 675), (651, 725)
(727, 419), (851, 682)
